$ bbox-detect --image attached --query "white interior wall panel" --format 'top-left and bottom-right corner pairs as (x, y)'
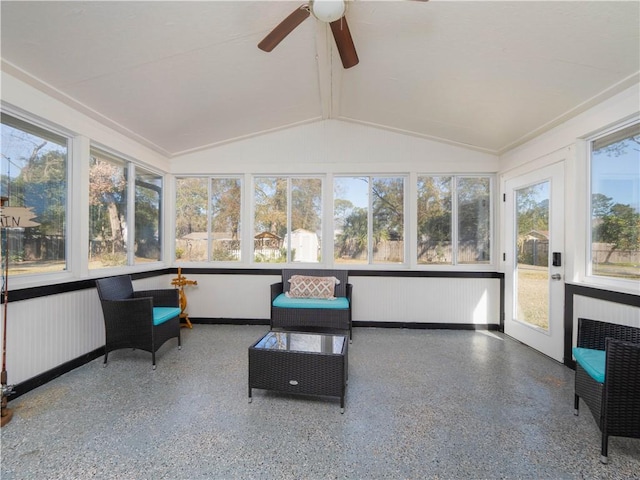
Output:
(180, 274), (280, 320)
(1, 72), (170, 171)
(171, 120), (499, 175)
(4, 289), (104, 385)
(351, 277), (500, 324)
(132, 275), (174, 291)
(572, 295), (640, 347)
(177, 274), (500, 325)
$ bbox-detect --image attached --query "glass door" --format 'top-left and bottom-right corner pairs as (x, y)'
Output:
(504, 162), (565, 361)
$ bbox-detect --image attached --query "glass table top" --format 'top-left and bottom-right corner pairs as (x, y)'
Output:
(253, 331), (345, 354)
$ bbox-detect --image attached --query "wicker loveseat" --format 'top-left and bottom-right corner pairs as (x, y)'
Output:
(573, 317), (640, 464)
(95, 275), (182, 369)
(270, 269), (352, 341)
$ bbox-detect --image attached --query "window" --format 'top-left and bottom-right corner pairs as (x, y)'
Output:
(417, 175), (491, 265)
(590, 122), (640, 281)
(1, 114), (68, 276)
(457, 177), (491, 264)
(135, 167), (162, 263)
(89, 149), (127, 268)
(334, 176), (405, 265)
(175, 177), (242, 262)
(89, 148), (164, 269)
(254, 176), (322, 263)
(417, 176), (452, 264)
(211, 178), (242, 261)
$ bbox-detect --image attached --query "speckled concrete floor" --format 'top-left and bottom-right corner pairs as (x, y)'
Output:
(1, 325), (639, 479)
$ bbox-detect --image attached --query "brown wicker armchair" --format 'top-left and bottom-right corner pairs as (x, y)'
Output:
(573, 317), (640, 464)
(95, 275), (181, 369)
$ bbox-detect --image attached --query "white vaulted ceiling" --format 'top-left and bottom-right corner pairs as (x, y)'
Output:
(1, 0), (638, 157)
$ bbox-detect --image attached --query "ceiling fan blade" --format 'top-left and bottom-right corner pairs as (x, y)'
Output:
(330, 16), (359, 69)
(258, 5), (311, 52)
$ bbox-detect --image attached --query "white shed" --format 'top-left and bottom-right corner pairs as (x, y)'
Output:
(286, 229), (319, 263)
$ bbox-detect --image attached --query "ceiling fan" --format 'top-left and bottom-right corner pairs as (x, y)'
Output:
(258, 0), (359, 69)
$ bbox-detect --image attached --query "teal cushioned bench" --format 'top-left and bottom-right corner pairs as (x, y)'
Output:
(153, 307), (183, 326)
(270, 269), (353, 341)
(272, 293), (349, 310)
(572, 347), (605, 383)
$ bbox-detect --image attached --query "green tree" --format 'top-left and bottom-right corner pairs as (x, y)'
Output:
(135, 176), (161, 260)
(372, 177), (403, 243)
(593, 193), (640, 263)
(591, 193), (613, 219)
(458, 177), (491, 262)
(175, 178), (208, 238)
(292, 178), (322, 233)
(10, 143), (67, 261)
(211, 178), (241, 240)
(89, 157), (126, 255)
(334, 198), (354, 231)
(516, 184), (548, 237)
(417, 176), (452, 261)
(254, 177), (287, 238)
(336, 207), (368, 259)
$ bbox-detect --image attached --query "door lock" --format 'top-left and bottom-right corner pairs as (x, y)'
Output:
(551, 273), (562, 281)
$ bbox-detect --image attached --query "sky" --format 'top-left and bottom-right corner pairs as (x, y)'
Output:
(592, 139), (640, 212)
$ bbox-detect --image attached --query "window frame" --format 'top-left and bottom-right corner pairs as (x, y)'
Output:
(252, 175), (324, 265)
(416, 173), (494, 268)
(174, 175), (244, 265)
(88, 143), (166, 273)
(333, 174), (408, 267)
(0, 110), (74, 286)
(133, 164), (164, 265)
(585, 120), (640, 291)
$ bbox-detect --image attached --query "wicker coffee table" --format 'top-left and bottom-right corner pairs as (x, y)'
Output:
(248, 331), (348, 413)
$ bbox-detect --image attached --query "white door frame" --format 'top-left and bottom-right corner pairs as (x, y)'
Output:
(503, 161), (565, 362)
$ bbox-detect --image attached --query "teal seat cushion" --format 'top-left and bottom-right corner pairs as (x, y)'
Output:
(153, 307), (181, 326)
(573, 347), (606, 383)
(273, 293), (349, 310)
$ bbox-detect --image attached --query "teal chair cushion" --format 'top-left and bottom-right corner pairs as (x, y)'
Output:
(572, 347), (606, 383)
(153, 307), (182, 326)
(272, 293), (349, 310)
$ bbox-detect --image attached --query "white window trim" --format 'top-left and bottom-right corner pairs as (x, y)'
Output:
(0, 109), (76, 289)
(583, 119), (640, 294)
(87, 145), (166, 275)
(415, 173), (495, 270)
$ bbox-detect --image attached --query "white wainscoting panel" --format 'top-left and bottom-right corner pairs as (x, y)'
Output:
(350, 276), (500, 324)
(177, 274), (281, 320)
(2, 274), (502, 387)
(4, 289), (104, 385)
(572, 295), (640, 347)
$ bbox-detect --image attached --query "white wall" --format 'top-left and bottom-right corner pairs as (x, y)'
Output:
(4, 275), (170, 385)
(498, 83), (640, 334)
(1, 72), (175, 290)
(172, 119), (498, 174)
(1, 69), (637, 387)
(167, 273), (501, 325)
(168, 118), (503, 328)
(499, 84), (639, 289)
(352, 276), (500, 324)
(1, 72), (170, 171)
(499, 84), (639, 173)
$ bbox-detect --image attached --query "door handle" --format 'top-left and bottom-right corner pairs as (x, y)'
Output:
(551, 273), (562, 281)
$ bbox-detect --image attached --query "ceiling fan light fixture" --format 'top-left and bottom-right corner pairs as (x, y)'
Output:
(310, 0), (346, 23)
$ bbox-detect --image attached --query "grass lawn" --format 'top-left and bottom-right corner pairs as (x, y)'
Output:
(517, 265), (549, 330)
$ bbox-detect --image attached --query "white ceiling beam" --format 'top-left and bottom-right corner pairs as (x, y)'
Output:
(314, 21), (332, 120)
(314, 20), (345, 120)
